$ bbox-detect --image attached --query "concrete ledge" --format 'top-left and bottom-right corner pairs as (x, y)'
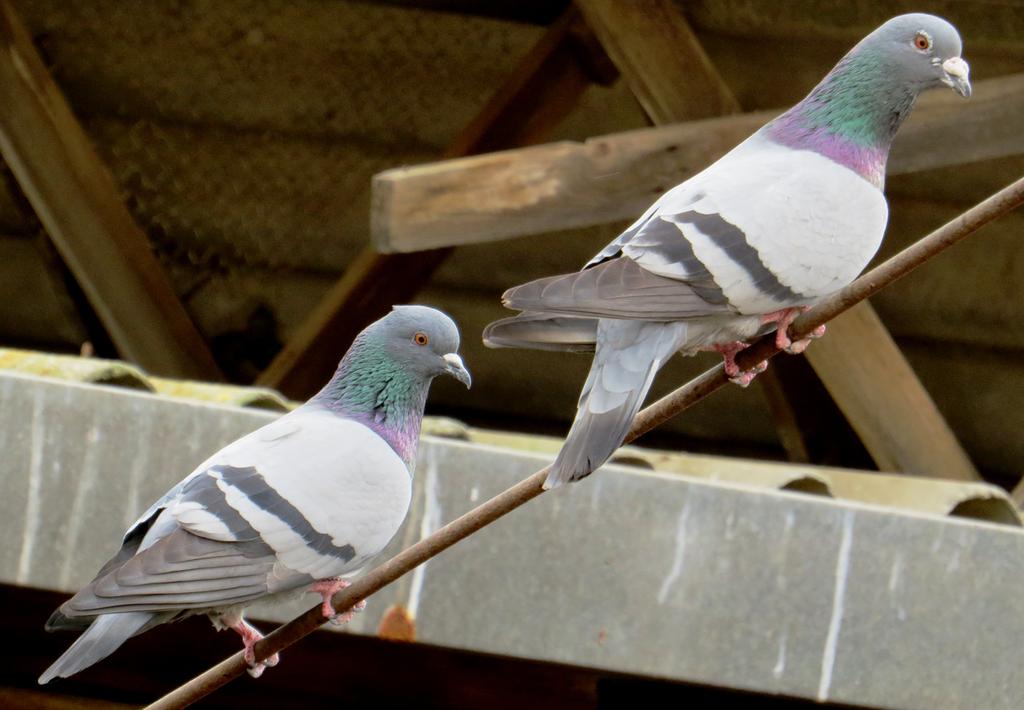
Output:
(3, 372), (1023, 708)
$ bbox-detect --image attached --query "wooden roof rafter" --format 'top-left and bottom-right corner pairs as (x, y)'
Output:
(371, 73), (1024, 252)
(257, 7), (617, 397)
(0, 0), (222, 381)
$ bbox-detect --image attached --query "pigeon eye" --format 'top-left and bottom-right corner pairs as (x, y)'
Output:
(413, 332), (429, 346)
(913, 33), (931, 51)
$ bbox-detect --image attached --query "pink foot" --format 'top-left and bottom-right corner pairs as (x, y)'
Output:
(707, 341), (749, 377)
(760, 307), (807, 350)
(229, 618), (279, 678)
(702, 341), (767, 387)
(760, 307), (827, 354)
(728, 359), (768, 388)
(311, 577), (366, 626)
(785, 324), (827, 354)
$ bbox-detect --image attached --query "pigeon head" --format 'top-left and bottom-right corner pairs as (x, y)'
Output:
(365, 305), (471, 388)
(863, 14), (970, 98)
(313, 305), (470, 467)
(766, 13), (970, 187)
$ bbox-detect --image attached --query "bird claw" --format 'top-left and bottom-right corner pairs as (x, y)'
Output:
(327, 598), (367, 626)
(728, 360), (768, 387)
(701, 341), (769, 386)
(704, 341), (750, 377)
(328, 610), (353, 626)
(230, 618), (279, 678)
(762, 307), (812, 351)
(244, 649), (280, 677)
(311, 577), (365, 626)
(783, 323), (827, 354)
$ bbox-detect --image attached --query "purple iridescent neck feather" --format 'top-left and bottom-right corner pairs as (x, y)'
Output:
(764, 40), (920, 188)
(311, 334), (430, 471)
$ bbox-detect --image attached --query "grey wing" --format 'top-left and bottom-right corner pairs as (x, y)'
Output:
(501, 253), (731, 321)
(501, 206), (736, 320)
(582, 197), (662, 269)
(45, 507), (164, 630)
(630, 209), (803, 305)
(57, 526), (292, 616)
(54, 468), (312, 619)
(66, 466), (203, 597)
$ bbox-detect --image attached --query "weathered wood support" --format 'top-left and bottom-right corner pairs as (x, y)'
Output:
(0, 0), (222, 380)
(372, 74), (1024, 253)
(258, 9), (608, 397)
(805, 303), (978, 479)
(575, 0), (740, 121)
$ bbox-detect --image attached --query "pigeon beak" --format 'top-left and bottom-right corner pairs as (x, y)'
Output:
(442, 353), (472, 388)
(941, 57), (971, 98)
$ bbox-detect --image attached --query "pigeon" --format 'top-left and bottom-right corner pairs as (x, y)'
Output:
(483, 13), (971, 489)
(40, 305), (471, 683)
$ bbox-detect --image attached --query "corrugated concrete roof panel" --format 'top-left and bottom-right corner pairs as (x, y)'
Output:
(1, 349), (1017, 520)
(4, 371), (1024, 707)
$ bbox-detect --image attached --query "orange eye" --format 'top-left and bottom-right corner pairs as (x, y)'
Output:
(913, 33), (931, 51)
(413, 332), (429, 346)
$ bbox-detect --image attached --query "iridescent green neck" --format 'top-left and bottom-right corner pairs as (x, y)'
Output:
(766, 46), (918, 187)
(313, 337), (429, 471)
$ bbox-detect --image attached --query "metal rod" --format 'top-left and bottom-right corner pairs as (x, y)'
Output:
(145, 175), (1024, 709)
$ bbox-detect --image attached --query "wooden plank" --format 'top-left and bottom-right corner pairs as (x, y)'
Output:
(372, 110), (769, 252)
(373, 73), (1024, 252)
(756, 356), (875, 468)
(575, 0), (740, 123)
(259, 10), (600, 397)
(804, 303), (979, 480)
(431, 9), (604, 159)
(0, 1), (221, 380)
(754, 367), (812, 463)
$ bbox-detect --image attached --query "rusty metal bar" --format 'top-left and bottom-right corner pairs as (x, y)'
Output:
(145, 175), (1024, 709)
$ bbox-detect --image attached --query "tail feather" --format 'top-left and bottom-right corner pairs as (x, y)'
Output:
(482, 312), (597, 352)
(546, 320), (687, 488)
(44, 608), (92, 632)
(39, 611), (155, 684)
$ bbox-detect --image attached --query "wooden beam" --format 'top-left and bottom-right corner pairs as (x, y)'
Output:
(433, 10), (608, 159)
(756, 356), (875, 468)
(575, 0), (740, 122)
(0, 1), (222, 380)
(372, 73), (1024, 253)
(804, 303), (979, 480)
(259, 10), (602, 397)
